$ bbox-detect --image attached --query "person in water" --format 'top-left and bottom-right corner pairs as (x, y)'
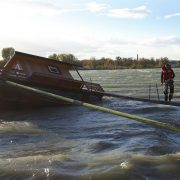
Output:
(161, 63), (175, 102)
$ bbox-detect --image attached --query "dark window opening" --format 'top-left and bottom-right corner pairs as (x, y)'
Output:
(48, 65), (61, 74)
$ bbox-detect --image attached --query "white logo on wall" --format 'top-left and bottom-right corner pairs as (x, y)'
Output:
(14, 63), (23, 70)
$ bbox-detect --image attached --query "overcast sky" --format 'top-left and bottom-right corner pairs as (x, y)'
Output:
(0, 0), (180, 60)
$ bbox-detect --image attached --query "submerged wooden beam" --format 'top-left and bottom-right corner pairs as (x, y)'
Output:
(6, 80), (180, 133)
(102, 92), (180, 107)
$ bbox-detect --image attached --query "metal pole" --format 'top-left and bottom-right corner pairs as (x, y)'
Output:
(156, 83), (160, 101)
(149, 84), (151, 100)
(73, 66), (90, 91)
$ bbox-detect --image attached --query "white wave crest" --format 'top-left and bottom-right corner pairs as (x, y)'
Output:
(0, 121), (43, 134)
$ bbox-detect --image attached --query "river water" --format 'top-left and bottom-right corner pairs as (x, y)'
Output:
(0, 68), (180, 179)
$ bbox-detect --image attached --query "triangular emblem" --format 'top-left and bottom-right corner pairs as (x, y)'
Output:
(13, 63), (23, 70)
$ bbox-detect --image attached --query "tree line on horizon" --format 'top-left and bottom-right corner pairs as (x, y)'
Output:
(1, 47), (180, 69)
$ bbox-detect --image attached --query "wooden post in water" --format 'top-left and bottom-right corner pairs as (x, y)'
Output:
(6, 80), (180, 133)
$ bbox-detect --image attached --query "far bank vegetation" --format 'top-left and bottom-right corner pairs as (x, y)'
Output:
(1, 47), (180, 69)
(48, 53), (180, 69)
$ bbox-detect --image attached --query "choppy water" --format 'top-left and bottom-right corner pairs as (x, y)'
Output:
(0, 69), (180, 179)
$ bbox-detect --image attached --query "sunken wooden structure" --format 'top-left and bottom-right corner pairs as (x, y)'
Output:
(0, 51), (104, 109)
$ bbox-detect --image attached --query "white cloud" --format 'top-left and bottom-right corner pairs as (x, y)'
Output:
(0, 0), (85, 19)
(108, 6), (150, 19)
(143, 36), (180, 46)
(0, 0), (65, 17)
(86, 2), (109, 12)
(72, 35), (180, 59)
(164, 13), (180, 19)
(1, 34), (180, 60)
